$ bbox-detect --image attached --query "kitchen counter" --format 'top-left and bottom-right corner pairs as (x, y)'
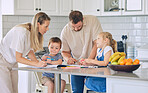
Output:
(13, 67), (148, 93)
(13, 67), (148, 80)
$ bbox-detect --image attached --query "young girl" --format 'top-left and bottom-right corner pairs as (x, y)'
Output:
(80, 32), (117, 92)
(41, 37), (66, 93)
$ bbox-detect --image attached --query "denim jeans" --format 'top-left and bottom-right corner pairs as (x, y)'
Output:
(71, 75), (86, 93)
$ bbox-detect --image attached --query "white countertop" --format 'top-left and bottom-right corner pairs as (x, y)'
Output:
(13, 67), (148, 81)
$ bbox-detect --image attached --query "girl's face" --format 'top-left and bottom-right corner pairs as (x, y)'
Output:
(38, 20), (50, 35)
(48, 42), (61, 56)
(97, 34), (105, 48)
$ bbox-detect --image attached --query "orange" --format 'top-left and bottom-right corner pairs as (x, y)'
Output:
(133, 59), (140, 65)
(125, 62), (132, 65)
(123, 59), (128, 64)
(120, 60), (125, 65)
(127, 58), (133, 63)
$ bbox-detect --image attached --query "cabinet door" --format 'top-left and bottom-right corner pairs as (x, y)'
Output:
(60, 0), (72, 16)
(73, 0), (84, 13)
(84, 0), (101, 16)
(73, 0), (101, 16)
(101, 0), (122, 16)
(122, 0), (144, 15)
(40, 0), (59, 15)
(14, 0), (36, 15)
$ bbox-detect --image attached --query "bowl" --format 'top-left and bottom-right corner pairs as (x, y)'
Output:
(108, 64), (140, 72)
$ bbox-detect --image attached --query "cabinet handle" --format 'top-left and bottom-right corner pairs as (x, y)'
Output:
(39, 8), (41, 11)
(97, 9), (100, 11)
(35, 8), (38, 11)
(121, 8), (124, 10)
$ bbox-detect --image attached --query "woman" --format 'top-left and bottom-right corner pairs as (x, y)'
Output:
(0, 12), (51, 93)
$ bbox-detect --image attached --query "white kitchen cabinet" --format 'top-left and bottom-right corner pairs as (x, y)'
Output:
(60, 0), (73, 16)
(145, 0), (148, 14)
(101, 0), (144, 16)
(107, 78), (148, 93)
(2, 0), (72, 16)
(73, 0), (101, 16)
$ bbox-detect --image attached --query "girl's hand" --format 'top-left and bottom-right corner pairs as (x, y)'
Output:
(79, 58), (85, 65)
(36, 61), (47, 67)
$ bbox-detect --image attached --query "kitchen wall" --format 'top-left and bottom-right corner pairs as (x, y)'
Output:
(2, 15), (148, 48)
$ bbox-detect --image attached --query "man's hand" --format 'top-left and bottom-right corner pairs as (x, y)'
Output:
(67, 57), (77, 64)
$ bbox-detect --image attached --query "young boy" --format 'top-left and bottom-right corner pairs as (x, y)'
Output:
(41, 37), (66, 93)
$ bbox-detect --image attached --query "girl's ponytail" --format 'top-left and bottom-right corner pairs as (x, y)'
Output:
(111, 39), (117, 53)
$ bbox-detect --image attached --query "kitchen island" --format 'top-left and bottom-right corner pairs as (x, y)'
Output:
(13, 67), (148, 93)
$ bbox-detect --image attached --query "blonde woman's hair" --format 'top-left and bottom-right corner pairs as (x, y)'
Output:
(16, 12), (51, 52)
(99, 32), (117, 53)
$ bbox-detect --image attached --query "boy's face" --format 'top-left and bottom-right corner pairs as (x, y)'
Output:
(48, 42), (61, 55)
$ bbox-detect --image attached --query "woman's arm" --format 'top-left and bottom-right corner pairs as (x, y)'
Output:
(27, 50), (38, 62)
(85, 50), (112, 66)
(16, 51), (47, 67)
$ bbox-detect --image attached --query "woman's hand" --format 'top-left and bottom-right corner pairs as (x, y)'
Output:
(36, 61), (47, 67)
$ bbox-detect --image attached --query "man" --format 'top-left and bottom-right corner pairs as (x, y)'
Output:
(60, 10), (103, 93)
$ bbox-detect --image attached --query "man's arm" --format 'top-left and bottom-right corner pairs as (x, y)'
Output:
(61, 51), (77, 64)
(88, 40), (97, 59)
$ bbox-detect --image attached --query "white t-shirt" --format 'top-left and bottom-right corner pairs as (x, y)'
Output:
(0, 27), (32, 64)
(96, 46), (114, 58)
(60, 15), (103, 60)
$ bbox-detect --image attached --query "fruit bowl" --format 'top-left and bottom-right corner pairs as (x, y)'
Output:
(108, 64), (140, 72)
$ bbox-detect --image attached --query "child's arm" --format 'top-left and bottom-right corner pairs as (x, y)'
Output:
(84, 50), (112, 66)
(47, 59), (63, 65)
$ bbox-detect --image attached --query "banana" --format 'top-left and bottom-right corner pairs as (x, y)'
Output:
(111, 54), (121, 62)
(109, 52), (120, 62)
(120, 52), (126, 56)
(118, 56), (125, 64)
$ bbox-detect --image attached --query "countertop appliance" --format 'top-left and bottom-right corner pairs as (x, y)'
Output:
(117, 41), (124, 52)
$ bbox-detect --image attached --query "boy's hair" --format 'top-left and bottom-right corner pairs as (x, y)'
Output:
(48, 37), (62, 48)
(99, 32), (117, 53)
(69, 10), (83, 24)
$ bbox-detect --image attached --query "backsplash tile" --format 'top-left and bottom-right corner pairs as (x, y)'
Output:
(2, 15), (148, 47)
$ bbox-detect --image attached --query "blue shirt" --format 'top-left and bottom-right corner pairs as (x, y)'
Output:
(42, 53), (62, 78)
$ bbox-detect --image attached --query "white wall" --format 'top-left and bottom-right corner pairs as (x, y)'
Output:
(2, 15), (148, 48)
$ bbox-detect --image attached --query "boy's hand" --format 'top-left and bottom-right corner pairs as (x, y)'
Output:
(41, 56), (49, 61)
(46, 58), (52, 64)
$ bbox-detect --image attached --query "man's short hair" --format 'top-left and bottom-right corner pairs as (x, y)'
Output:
(69, 11), (83, 24)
